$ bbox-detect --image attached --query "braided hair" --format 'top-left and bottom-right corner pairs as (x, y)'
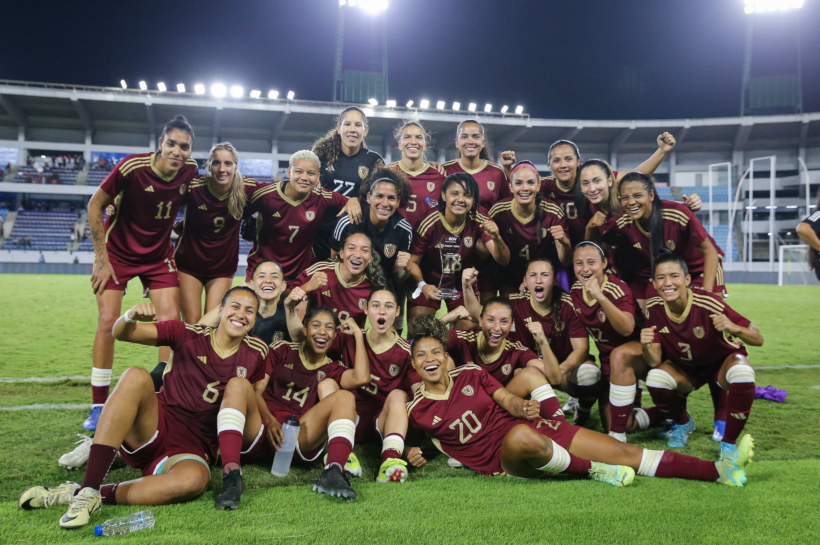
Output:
(438, 173), (480, 220)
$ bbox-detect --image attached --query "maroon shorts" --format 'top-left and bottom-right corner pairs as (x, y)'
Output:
(118, 402), (215, 476)
(105, 255), (180, 292)
(176, 267), (235, 283)
(487, 418), (581, 475)
(679, 354), (743, 390)
(241, 409), (324, 465)
(409, 283), (479, 312)
(354, 397), (384, 443)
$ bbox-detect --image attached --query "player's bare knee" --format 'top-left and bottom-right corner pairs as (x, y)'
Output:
(224, 376), (250, 393)
(331, 389), (356, 406)
(386, 388), (409, 407)
(120, 366), (152, 389)
(505, 424), (542, 455)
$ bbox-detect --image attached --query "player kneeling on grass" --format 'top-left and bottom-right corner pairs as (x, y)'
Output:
(641, 252), (762, 468)
(19, 287), (269, 529)
(404, 315), (754, 487)
(242, 306), (370, 501)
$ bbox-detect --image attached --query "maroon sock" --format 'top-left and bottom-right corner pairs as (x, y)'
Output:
(640, 406), (665, 427)
(100, 483), (119, 505)
(608, 404), (632, 434)
(380, 433), (404, 464)
(723, 382), (755, 444)
(634, 386), (644, 409)
(564, 452), (593, 475)
(654, 451), (718, 481)
(709, 381), (728, 421)
(218, 430), (243, 470)
(647, 386), (688, 424)
(539, 397), (566, 422)
(576, 384), (599, 401)
(80, 444), (118, 491)
(326, 437), (353, 468)
(91, 385), (109, 405)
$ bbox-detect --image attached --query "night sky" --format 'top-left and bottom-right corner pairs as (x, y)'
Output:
(2, 0), (818, 120)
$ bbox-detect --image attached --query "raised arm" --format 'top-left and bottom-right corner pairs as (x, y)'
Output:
(695, 237), (720, 292)
(584, 278), (635, 336)
(112, 303), (160, 346)
(615, 132), (676, 182)
(640, 326), (663, 368)
(460, 268), (482, 320)
(88, 187), (117, 294)
(477, 219), (510, 265)
(285, 288), (307, 342)
(524, 322), (561, 384)
(338, 318), (371, 389)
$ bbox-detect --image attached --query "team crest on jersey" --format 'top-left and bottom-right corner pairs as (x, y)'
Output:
(274, 331), (284, 342)
(541, 228), (547, 238)
(358, 298), (367, 310)
(464, 236), (474, 248)
(179, 184), (186, 194)
(666, 239), (676, 251)
(317, 370), (327, 381)
(236, 366), (248, 379)
(502, 363), (512, 376)
(384, 243), (397, 258)
(306, 211), (315, 221)
(487, 181), (495, 191)
(358, 166), (369, 179)
(389, 364), (400, 377)
(693, 326), (705, 339)
(461, 385), (475, 396)
(427, 181), (436, 192)
(598, 310), (607, 323)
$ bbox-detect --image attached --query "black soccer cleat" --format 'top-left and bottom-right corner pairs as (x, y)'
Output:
(214, 469), (243, 510)
(312, 465), (357, 502)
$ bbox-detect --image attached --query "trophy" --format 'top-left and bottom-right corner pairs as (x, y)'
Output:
(437, 234), (462, 300)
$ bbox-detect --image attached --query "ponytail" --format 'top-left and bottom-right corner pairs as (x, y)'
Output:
(205, 142), (246, 220)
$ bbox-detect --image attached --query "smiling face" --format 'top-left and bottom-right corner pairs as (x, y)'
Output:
(218, 290), (259, 339)
(411, 337), (448, 385)
(304, 311), (337, 355)
(367, 182), (399, 222)
(619, 181), (654, 221)
(339, 233), (373, 277)
(525, 261), (555, 304)
(456, 122), (485, 160)
(573, 245), (607, 285)
(549, 144), (579, 185)
(579, 165), (613, 205)
(480, 303), (513, 348)
(157, 128), (193, 173)
(367, 290), (399, 335)
(399, 124), (427, 161)
(442, 181), (474, 218)
(510, 167), (541, 206)
(287, 158), (320, 197)
(251, 262), (285, 302)
(210, 149), (236, 189)
(653, 261), (691, 302)
(337, 110), (368, 150)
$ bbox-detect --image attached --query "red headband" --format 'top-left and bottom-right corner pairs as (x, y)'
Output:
(510, 162), (540, 178)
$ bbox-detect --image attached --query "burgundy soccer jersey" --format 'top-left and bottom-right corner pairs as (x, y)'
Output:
(444, 159), (510, 214)
(488, 198), (570, 284)
(294, 261), (374, 327)
(411, 211), (492, 289)
(539, 176), (586, 248)
(101, 153), (199, 265)
(262, 341), (348, 419)
(568, 275), (637, 371)
(645, 289), (750, 372)
(508, 292), (588, 362)
(406, 364), (523, 476)
(390, 161), (446, 231)
(246, 181), (348, 280)
(174, 177), (259, 278)
(328, 329), (413, 403)
(447, 330), (539, 386)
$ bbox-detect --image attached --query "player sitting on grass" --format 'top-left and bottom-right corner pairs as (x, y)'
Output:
(641, 252), (763, 466)
(242, 306), (370, 502)
(19, 287), (269, 529)
(405, 315), (755, 487)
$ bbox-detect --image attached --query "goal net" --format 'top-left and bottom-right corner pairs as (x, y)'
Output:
(778, 245), (815, 286)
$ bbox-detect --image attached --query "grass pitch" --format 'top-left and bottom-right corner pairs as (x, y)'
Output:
(1, 275), (819, 543)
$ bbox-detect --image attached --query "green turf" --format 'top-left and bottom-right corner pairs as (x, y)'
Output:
(1, 275), (819, 542)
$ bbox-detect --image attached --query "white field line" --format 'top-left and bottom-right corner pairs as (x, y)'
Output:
(1, 403), (89, 411)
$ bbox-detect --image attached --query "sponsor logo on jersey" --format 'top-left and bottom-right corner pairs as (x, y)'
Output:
(358, 166), (369, 179)
(384, 243), (397, 258)
(487, 181), (495, 191)
(317, 370), (327, 381)
(306, 211), (315, 221)
(274, 332), (284, 341)
(464, 236), (474, 248)
(502, 363), (512, 375)
(389, 364), (400, 377)
(432, 416), (441, 425)
(693, 326), (705, 339)
(198, 204), (207, 210)
(598, 310), (606, 323)
(427, 181), (436, 192)
(541, 228), (547, 238)
(236, 366), (247, 379)
(666, 239), (676, 251)
(197, 356), (207, 364)
(179, 184), (186, 194)
(358, 298), (367, 310)
(461, 385), (475, 396)
(145, 185), (155, 193)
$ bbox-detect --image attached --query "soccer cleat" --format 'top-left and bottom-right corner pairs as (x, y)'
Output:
(323, 452), (363, 478)
(712, 419), (726, 443)
(59, 487), (101, 529)
(214, 469), (243, 510)
(59, 434), (92, 470)
(573, 408), (591, 428)
(716, 434), (754, 487)
(719, 441), (738, 461)
(19, 482), (79, 510)
(589, 462), (635, 487)
(562, 396), (579, 413)
(377, 458), (408, 483)
(608, 431), (627, 443)
(313, 465), (356, 502)
(666, 415), (695, 448)
(657, 414), (695, 440)
(447, 457), (464, 468)
(82, 406), (103, 432)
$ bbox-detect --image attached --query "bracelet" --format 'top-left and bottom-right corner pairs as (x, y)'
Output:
(412, 281), (427, 299)
(123, 309), (138, 323)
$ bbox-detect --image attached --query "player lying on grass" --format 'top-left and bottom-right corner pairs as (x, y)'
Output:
(242, 306), (370, 502)
(641, 252), (762, 461)
(20, 287), (269, 529)
(405, 316), (755, 487)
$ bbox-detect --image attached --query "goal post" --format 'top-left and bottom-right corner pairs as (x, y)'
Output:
(778, 244), (812, 286)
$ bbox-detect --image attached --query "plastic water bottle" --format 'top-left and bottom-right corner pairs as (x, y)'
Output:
(94, 510), (155, 536)
(271, 415), (300, 477)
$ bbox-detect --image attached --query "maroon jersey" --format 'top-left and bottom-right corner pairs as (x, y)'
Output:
(294, 261), (374, 327)
(568, 275), (637, 370)
(444, 159), (510, 214)
(101, 153), (199, 265)
(447, 330), (538, 385)
(174, 177), (259, 278)
(328, 329), (412, 403)
(508, 292), (588, 362)
(645, 289), (750, 372)
(390, 161), (446, 230)
(155, 321), (268, 442)
(246, 181), (348, 280)
(411, 211), (492, 288)
(263, 341), (348, 418)
(539, 176), (584, 248)
(488, 198), (570, 284)
(406, 364), (523, 476)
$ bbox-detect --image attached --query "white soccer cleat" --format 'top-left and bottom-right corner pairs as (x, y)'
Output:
(447, 457), (464, 468)
(608, 431), (628, 443)
(59, 487), (101, 530)
(59, 434), (93, 470)
(19, 482), (79, 510)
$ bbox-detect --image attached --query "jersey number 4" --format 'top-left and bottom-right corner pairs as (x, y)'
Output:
(449, 410), (483, 444)
(282, 382), (310, 407)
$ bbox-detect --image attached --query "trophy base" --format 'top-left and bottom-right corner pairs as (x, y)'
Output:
(436, 288), (460, 301)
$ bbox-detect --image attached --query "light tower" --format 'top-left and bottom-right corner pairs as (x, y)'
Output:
(333, 0), (389, 104)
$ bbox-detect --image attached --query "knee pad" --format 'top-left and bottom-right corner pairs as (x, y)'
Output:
(646, 368), (677, 390)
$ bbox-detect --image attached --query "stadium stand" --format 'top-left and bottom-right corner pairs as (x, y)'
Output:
(676, 186), (731, 203)
(15, 165), (80, 185)
(4, 211), (78, 251)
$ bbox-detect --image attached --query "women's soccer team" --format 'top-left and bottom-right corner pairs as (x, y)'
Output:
(19, 109), (762, 530)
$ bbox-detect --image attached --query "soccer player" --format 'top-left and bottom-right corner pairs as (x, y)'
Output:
(408, 173), (509, 330)
(641, 253), (762, 467)
(488, 161), (571, 294)
(796, 193), (820, 282)
(84, 115), (199, 430)
(244, 150), (352, 284)
(20, 288), (270, 528)
(405, 316), (754, 487)
(244, 307), (370, 501)
(175, 142), (258, 322)
(312, 106), (384, 262)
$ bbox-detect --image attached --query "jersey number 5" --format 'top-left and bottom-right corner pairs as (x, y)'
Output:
(449, 410), (483, 444)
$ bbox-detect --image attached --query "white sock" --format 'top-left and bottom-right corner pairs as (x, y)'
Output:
(327, 419), (356, 449)
(633, 408), (651, 430)
(573, 363), (601, 386)
(381, 435), (405, 457)
(217, 408), (245, 434)
(535, 440), (570, 474)
(726, 364), (755, 384)
(91, 368), (112, 408)
(637, 449), (663, 477)
(609, 383), (636, 407)
(530, 384), (557, 403)
(609, 431), (627, 443)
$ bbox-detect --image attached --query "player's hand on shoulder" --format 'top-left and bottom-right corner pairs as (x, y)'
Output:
(128, 303), (158, 322)
(406, 446), (427, 468)
(429, 162), (446, 176)
(341, 197), (363, 223)
(640, 326), (657, 347)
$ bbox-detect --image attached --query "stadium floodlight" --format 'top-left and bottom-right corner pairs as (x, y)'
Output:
(120, 80), (127, 89)
(177, 83), (186, 93)
(744, 0), (803, 14)
(452, 102), (461, 111)
(436, 100), (445, 109)
(211, 83), (227, 98)
(230, 85), (244, 98)
(194, 83), (205, 95)
(468, 103), (477, 112)
(484, 104), (492, 113)
(368, 98), (378, 106)
(500, 105), (509, 114)
(268, 90), (279, 99)
(356, 0), (388, 13)
(287, 90), (295, 100)
(515, 105), (524, 115)
(386, 99), (396, 108)
(157, 82), (167, 92)
(250, 90), (261, 98)
(138, 81), (148, 91)
(420, 99), (430, 109)
(406, 100), (414, 107)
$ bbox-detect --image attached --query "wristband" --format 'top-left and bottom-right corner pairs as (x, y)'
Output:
(123, 309), (138, 323)
(412, 281), (428, 299)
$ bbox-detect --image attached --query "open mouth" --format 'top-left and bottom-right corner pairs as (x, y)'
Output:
(423, 363), (439, 375)
(488, 332), (502, 343)
(518, 190), (532, 199)
(376, 317), (387, 327)
(376, 206), (392, 216)
(260, 285), (275, 295)
(587, 190), (601, 201)
(627, 205), (641, 215)
(580, 273), (593, 282)
(661, 287), (677, 297)
(314, 337), (328, 348)
(349, 259), (363, 269)
(533, 285), (546, 298)
(229, 318), (246, 328)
